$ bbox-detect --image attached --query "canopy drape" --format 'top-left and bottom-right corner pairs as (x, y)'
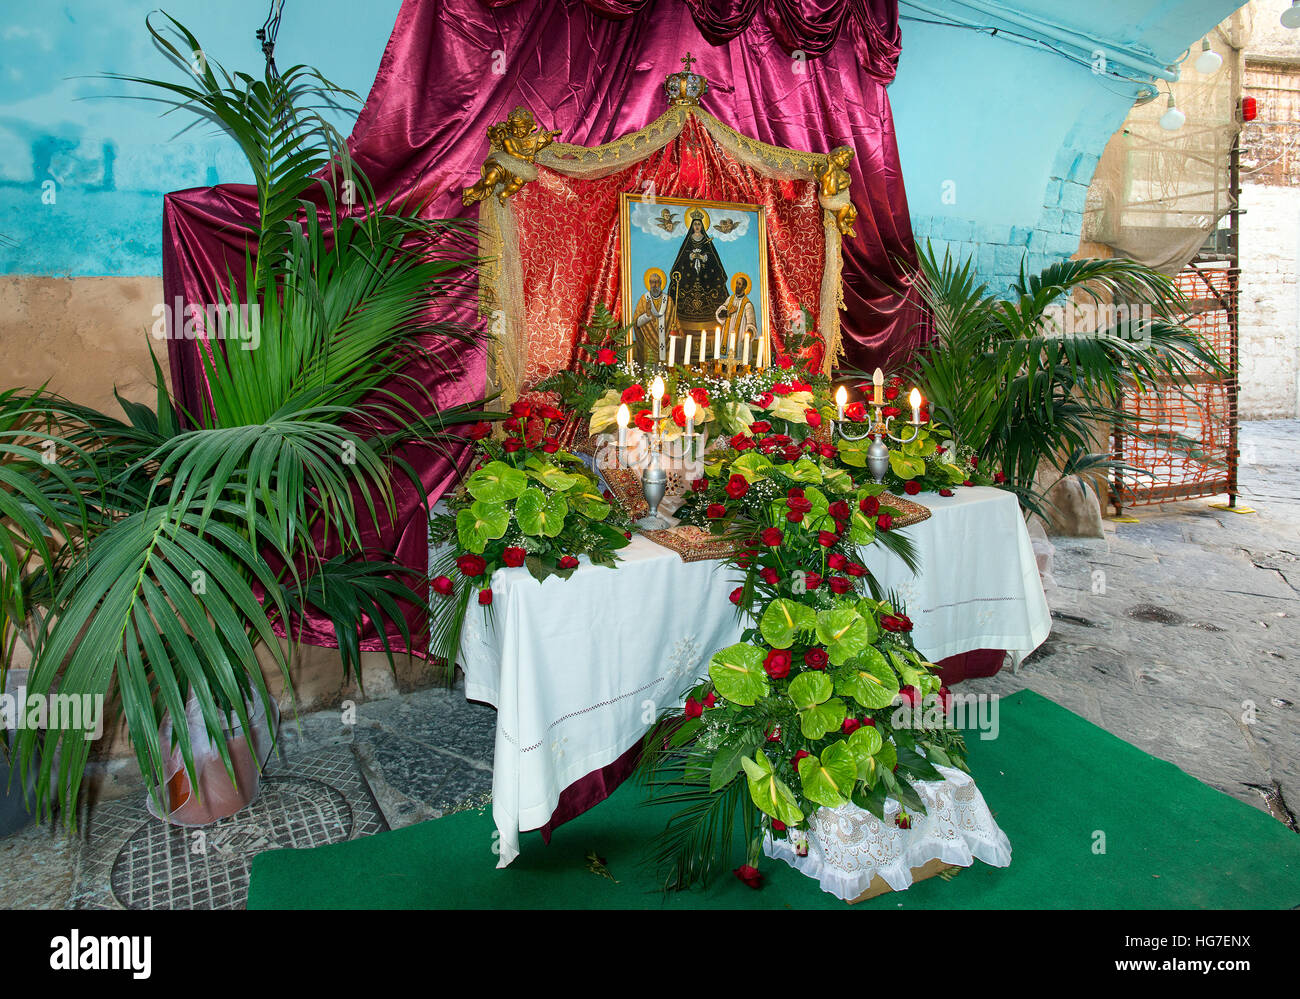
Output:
(161, 0), (920, 654)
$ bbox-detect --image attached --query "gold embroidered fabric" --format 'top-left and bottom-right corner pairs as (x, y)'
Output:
(878, 493), (931, 529)
(638, 525), (745, 563)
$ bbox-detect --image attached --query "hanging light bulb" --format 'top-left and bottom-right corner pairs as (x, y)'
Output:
(1159, 94), (1186, 131)
(1283, 1), (1300, 29)
(1195, 37), (1222, 74)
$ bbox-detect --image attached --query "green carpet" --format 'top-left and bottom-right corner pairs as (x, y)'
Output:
(247, 690), (1300, 909)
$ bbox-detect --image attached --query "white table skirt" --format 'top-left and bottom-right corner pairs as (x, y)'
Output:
(437, 486), (1049, 867)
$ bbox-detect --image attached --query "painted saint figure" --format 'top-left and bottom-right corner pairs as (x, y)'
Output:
(632, 268), (680, 366)
(715, 273), (757, 357)
(667, 209), (729, 335)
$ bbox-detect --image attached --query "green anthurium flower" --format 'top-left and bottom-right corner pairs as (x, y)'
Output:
(742, 750), (804, 827)
(798, 740), (857, 808)
(465, 461), (528, 503)
(760, 598), (817, 650)
(455, 500), (510, 554)
(515, 487), (568, 537)
(708, 643), (770, 705)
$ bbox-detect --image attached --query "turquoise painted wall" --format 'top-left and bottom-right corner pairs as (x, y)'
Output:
(0, 0), (1243, 284)
(0, 1), (402, 276)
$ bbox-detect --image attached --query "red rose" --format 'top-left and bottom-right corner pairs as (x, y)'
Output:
(707, 503), (727, 519)
(737, 548), (758, 568)
(817, 531), (836, 548)
(881, 613), (913, 633)
(456, 554), (486, 577)
(757, 437), (781, 455)
(970, 456), (980, 468)
(787, 496), (812, 514)
(760, 527), (784, 547)
(842, 717), (862, 734)
(504, 417), (520, 432)
(478, 587), (493, 606)
(791, 379), (812, 393)
(596, 348), (617, 365)
(845, 402), (865, 422)
(541, 439), (560, 453)
(845, 562), (867, 578)
(502, 547), (526, 567)
(763, 648), (792, 679)
(885, 386), (899, 401)
(904, 480), (921, 495)
(819, 444), (836, 460)
(671, 404), (687, 428)
(683, 696), (704, 719)
(862, 716), (876, 727)
(963, 480), (974, 487)
(792, 749), (811, 769)
(468, 422), (491, 440)
(691, 478), (708, 492)
(634, 409), (654, 433)
(766, 724), (782, 742)
(828, 500), (852, 521)
(883, 405), (901, 419)
(502, 438), (523, 453)
(804, 647), (829, 670)
(730, 433), (754, 452)
(537, 404), (563, 421)
(431, 575), (454, 596)
(896, 813), (912, 830)
(940, 488), (954, 497)
(786, 510), (805, 523)
(754, 391), (774, 408)
(704, 691), (717, 708)
(805, 408), (822, 427)
(938, 686), (954, 711)
(771, 383), (792, 396)
(729, 586), (744, 605)
(509, 401), (531, 419)
(690, 386), (710, 407)
(760, 567), (781, 586)
(558, 555), (579, 569)
(734, 864), (763, 890)
(775, 354), (794, 370)
(787, 487), (805, 499)
(876, 513), (893, 531)
(749, 420), (772, 433)
(859, 495), (880, 517)
(620, 384), (645, 404)
(935, 445), (947, 455)
(898, 685), (921, 707)
(827, 553), (847, 571)
(994, 471), (1007, 483)
(829, 576), (851, 594)
(781, 445), (802, 461)
(725, 474), (750, 499)
(803, 571), (822, 591)
(772, 820), (786, 833)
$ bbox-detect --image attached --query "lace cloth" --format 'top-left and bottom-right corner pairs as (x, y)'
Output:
(764, 765), (1011, 900)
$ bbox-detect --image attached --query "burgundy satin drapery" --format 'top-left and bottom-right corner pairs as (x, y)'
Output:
(161, 0), (920, 654)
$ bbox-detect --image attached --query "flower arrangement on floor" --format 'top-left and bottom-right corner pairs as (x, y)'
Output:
(637, 421), (968, 891)
(427, 409), (634, 665)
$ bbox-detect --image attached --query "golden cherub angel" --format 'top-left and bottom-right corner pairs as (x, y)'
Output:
(816, 145), (859, 237)
(461, 106), (561, 207)
(654, 208), (680, 232)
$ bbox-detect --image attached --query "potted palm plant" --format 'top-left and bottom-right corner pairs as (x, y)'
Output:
(0, 16), (488, 827)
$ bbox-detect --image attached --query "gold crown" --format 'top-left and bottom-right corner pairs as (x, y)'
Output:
(665, 52), (708, 107)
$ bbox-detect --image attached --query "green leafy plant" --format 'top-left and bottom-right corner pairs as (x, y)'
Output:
(1, 17), (487, 824)
(900, 243), (1224, 517)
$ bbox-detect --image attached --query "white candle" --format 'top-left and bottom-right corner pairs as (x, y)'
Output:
(835, 385), (847, 422)
(683, 395), (696, 459)
(873, 367), (884, 406)
(727, 330), (736, 360)
(714, 326), (721, 361)
(910, 387), (922, 423)
(699, 334), (706, 365)
(668, 335), (677, 368)
(651, 376), (664, 420)
(684, 335), (692, 368)
(616, 404), (629, 467)
(742, 335), (751, 366)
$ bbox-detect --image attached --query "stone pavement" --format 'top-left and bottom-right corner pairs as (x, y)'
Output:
(1, 421), (1296, 908)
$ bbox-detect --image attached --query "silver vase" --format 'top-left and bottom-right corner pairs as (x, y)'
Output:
(637, 460), (671, 530)
(867, 436), (891, 483)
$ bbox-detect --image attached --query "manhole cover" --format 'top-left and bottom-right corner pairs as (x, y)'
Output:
(109, 776), (352, 910)
(1126, 603), (1186, 625)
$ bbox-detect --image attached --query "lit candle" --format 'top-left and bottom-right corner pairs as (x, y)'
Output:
(684, 335), (692, 368)
(651, 375), (664, 420)
(668, 335), (677, 368)
(873, 368), (884, 406)
(742, 334), (751, 366)
(727, 329), (736, 360)
(616, 403), (629, 466)
(835, 385), (847, 422)
(910, 388), (922, 424)
(683, 395), (696, 459)
(714, 326), (721, 361)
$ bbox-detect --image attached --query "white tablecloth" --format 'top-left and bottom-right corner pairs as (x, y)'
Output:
(441, 486), (1049, 867)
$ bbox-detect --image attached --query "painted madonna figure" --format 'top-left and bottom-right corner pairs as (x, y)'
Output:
(667, 208), (729, 335)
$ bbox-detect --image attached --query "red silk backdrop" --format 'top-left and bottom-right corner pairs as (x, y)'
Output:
(514, 115), (826, 384)
(161, 0), (919, 654)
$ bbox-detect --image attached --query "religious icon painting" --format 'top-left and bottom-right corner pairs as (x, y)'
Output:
(619, 193), (771, 369)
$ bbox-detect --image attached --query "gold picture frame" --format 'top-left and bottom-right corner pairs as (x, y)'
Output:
(619, 193), (771, 370)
